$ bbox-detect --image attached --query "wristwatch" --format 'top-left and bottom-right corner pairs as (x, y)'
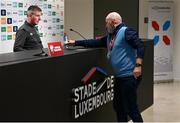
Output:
(135, 63), (142, 67)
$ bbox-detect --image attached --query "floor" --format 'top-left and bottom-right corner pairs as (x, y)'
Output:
(141, 82), (180, 122)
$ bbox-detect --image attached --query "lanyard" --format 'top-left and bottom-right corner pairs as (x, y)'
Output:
(109, 35), (116, 51)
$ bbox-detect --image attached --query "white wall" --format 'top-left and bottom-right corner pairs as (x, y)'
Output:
(139, 0), (149, 38)
(0, 42), (14, 54)
(64, 0), (94, 40)
(139, 0), (180, 81)
(173, 0), (180, 81)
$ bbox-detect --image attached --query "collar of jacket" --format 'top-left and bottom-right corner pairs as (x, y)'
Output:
(112, 23), (126, 36)
(25, 21), (35, 27)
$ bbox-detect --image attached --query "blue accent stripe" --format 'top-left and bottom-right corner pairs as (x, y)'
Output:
(163, 21), (170, 31)
(96, 67), (108, 76)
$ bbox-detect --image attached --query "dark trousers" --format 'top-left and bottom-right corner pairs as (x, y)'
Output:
(113, 76), (143, 122)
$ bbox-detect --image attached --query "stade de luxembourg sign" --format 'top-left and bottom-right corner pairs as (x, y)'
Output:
(71, 67), (114, 119)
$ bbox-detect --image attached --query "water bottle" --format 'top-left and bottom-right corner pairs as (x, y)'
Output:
(64, 32), (69, 49)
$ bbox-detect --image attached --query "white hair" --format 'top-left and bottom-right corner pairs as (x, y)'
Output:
(106, 12), (122, 24)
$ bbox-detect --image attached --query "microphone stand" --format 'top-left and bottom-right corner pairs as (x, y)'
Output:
(69, 28), (87, 40)
(67, 28), (88, 50)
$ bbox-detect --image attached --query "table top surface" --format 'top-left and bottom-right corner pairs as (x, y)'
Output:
(0, 47), (98, 67)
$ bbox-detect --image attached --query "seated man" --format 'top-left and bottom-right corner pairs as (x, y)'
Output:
(13, 5), (43, 52)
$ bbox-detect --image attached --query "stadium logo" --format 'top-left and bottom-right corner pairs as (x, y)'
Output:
(152, 20), (171, 46)
(72, 67), (114, 119)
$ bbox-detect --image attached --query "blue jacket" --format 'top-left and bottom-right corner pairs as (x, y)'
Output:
(75, 23), (145, 77)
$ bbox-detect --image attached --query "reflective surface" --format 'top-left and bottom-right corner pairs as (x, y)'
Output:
(142, 82), (180, 122)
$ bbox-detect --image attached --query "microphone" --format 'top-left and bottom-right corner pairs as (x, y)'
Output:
(33, 48), (48, 57)
(69, 28), (87, 40)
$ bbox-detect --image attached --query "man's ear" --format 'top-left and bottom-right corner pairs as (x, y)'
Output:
(28, 13), (33, 17)
(113, 20), (119, 27)
(112, 19), (117, 25)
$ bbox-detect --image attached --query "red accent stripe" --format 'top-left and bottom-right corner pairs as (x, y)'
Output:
(163, 35), (170, 45)
(152, 21), (159, 31)
(82, 67), (96, 85)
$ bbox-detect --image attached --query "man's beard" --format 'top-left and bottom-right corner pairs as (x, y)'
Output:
(106, 25), (115, 34)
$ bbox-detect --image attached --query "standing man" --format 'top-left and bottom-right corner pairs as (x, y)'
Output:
(13, 5), (43, 52)
(65, 12), (144, 122)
